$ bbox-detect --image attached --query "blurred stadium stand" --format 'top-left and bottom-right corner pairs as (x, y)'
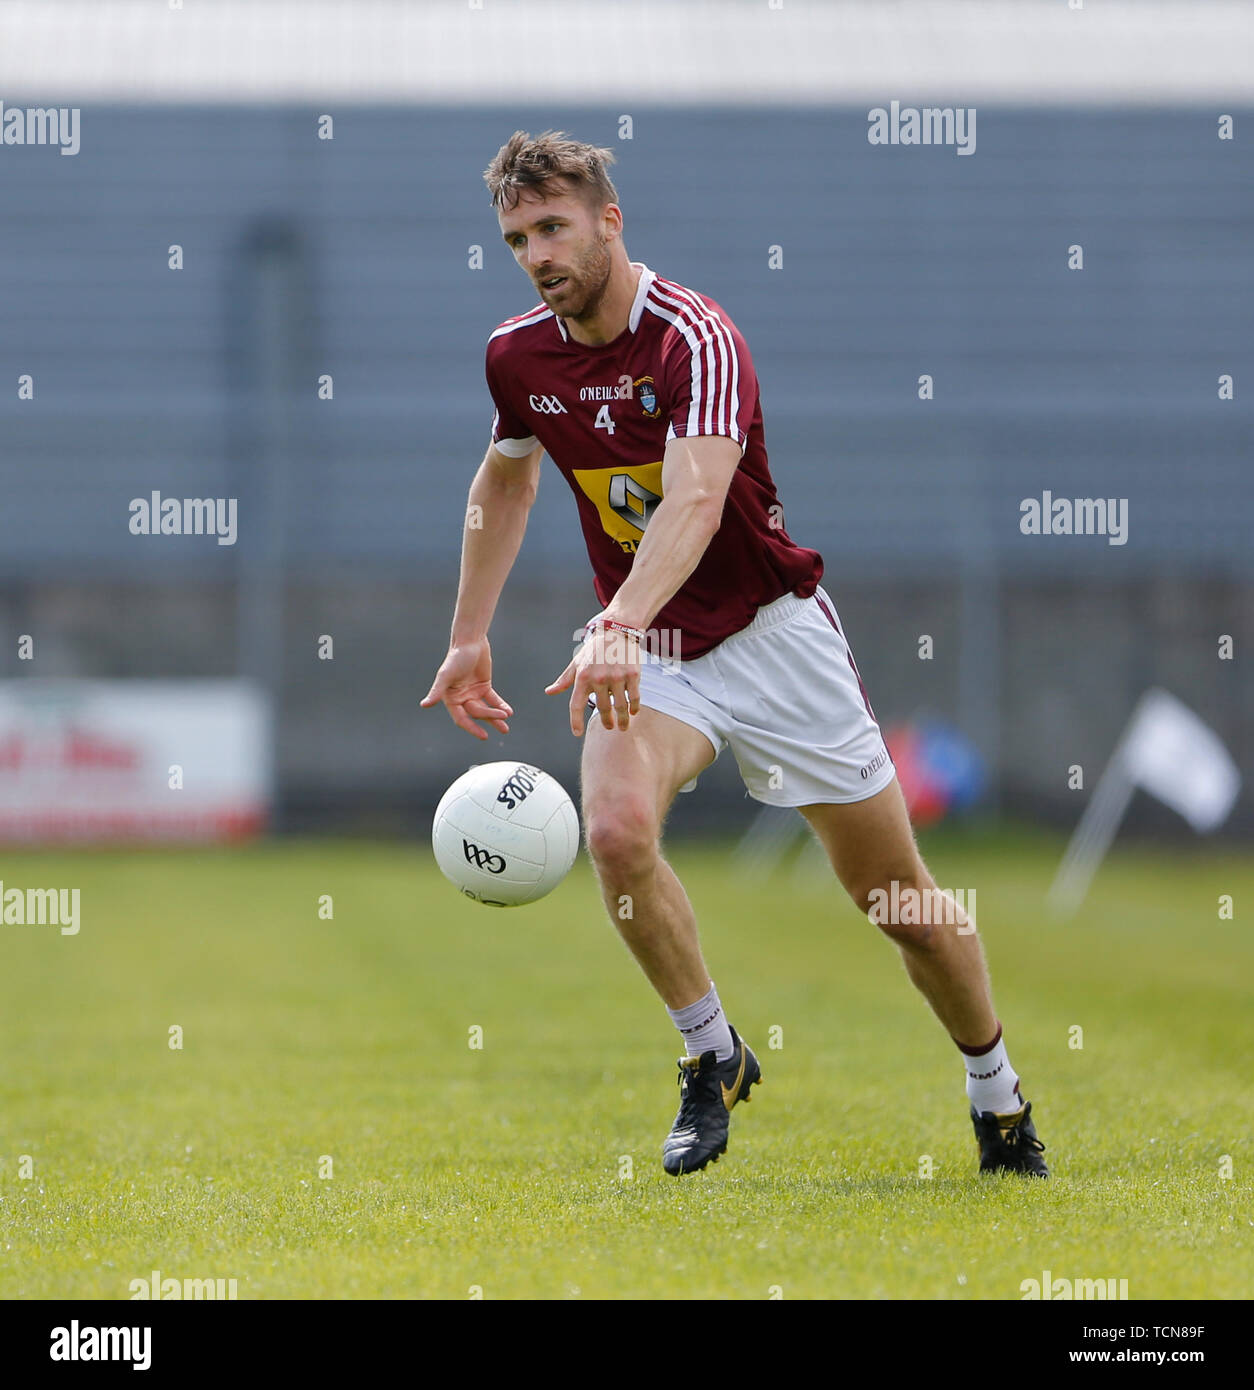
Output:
(0, 2), (1250, 833)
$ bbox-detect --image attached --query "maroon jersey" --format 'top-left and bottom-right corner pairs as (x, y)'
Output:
(485, 262), (823, 660)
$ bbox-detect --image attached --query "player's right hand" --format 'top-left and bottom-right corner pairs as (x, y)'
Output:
(421, 638), (513, 741)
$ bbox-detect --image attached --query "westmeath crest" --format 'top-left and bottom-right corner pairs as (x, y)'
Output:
(635, 375), (660, 419)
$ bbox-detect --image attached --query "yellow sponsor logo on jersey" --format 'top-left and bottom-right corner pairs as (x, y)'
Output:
(571, 460), (664, 553)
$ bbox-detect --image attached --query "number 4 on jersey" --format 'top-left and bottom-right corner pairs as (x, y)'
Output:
(594, 404), (616, 435)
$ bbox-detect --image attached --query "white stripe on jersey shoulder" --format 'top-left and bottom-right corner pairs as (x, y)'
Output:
(647, 276), (734, 338)
(645, 277), (739, 440)
(627, 262), (657, 332)
(488, 304), (556, 342)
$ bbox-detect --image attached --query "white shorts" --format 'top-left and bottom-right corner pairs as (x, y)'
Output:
(635, 585), (897, 808)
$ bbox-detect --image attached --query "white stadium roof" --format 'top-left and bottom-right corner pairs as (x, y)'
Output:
(0, 0), (1250, 106)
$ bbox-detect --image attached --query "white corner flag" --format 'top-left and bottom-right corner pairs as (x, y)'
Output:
(1048, 688), (1241, 915)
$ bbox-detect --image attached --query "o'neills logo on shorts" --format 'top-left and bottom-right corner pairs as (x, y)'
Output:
(860, 750), (888, 780)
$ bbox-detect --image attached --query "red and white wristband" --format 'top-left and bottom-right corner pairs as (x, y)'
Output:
(583, 615), (647, 645)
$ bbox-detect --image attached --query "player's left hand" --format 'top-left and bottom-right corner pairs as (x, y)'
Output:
(546, 625), (643, 736)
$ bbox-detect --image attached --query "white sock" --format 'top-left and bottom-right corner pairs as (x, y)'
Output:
(667, 982), (735, 1063)
(956, 1024), (1022, 1115)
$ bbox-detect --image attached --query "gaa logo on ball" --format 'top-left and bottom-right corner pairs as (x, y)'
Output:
(432, 762), (579, 906)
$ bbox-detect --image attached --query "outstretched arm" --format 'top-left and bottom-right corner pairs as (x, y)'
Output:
(422, 439), (543, 739)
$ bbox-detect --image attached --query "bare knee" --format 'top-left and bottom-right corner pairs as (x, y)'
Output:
(844, 854), (924, 918)
(584, 798), (659, 883)
(850, 863), (945, 949)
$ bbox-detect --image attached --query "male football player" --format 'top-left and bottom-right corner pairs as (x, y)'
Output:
(422, 131), (1047, 1178)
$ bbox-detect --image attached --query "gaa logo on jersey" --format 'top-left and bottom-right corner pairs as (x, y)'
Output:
(634, 375), (660, 419)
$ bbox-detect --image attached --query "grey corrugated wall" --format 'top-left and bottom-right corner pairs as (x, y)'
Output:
(0, 106), (1250, 828)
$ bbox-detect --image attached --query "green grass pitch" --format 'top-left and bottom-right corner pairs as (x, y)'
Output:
(1, 826), (1250, 1300)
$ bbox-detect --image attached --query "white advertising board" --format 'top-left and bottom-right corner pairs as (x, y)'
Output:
(0, 680), (272, 842)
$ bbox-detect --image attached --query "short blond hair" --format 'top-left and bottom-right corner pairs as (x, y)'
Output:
(484, 129), (619, 212)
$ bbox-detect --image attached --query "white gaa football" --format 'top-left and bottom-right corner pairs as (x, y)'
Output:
(432, 762), (580, 906)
